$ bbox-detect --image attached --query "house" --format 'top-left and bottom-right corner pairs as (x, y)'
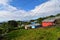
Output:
(42, 16), (60, 27)
(31, 22), (41, 28)
(42, 18), (55, 27)
(25, 23), (41, 29)
(55, 18), (60, 25)
(31, 23), (41, 28)
(25, 25), (31, 29)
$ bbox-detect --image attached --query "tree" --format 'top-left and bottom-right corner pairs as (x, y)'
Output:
(30, 20), (35, 22)
(8, 20), (18, 31)
(17, 21), (22, 26)
(56, 13), (60, 16)
(36, 18), (44, 24)
(8, 20), (18, 27)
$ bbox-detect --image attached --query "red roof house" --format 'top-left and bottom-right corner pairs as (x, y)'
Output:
(42, 18), (55, 27)
(42, 16), (60, 27)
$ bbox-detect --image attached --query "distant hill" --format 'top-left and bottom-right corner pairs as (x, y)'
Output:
(17, 13), (60, 25)
(29, 13), (60, 24)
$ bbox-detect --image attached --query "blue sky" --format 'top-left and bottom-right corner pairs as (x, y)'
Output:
(10, 0), (48, 11)
(0, 0), (60, 22)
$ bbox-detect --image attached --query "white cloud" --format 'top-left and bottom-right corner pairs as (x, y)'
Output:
(0, 0), (10, 5)
(30, 0), (60, 17)
(0, 0), (60, 22)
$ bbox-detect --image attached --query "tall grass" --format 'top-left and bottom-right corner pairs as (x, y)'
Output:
(4, 25), (60, 40)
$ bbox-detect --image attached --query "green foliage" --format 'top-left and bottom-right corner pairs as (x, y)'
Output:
(17, 21), (22, 26)
(7, 20), (18, 31)
(0, 22), (8, 34)
(22, 21), (31, 25)
(19, 26), (25, 29)
(8, 20), (18, 27)
(4, 25), (60, 40)
(36, 18), (44, 24)
(30, 20), (35, 22)
(56, 13), (60, 16)
(55, 19), (60, 25)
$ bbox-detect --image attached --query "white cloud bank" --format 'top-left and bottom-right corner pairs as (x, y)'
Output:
(0, 0), (60, 22)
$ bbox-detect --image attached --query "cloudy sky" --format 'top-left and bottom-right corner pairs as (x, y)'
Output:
(0, 0), (60, 22)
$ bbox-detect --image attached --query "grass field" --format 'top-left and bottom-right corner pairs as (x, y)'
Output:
(4, 25), (60, 40)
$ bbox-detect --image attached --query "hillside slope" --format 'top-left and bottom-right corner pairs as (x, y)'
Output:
(4, 25), (60, 40)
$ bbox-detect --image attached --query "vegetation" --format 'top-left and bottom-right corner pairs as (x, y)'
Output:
(3, 25), (60, 40)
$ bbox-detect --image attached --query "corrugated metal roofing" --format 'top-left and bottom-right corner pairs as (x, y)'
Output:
(25, 23), (40, 27)
(42, 16), (60, 22)
(32, 23), (40, 26)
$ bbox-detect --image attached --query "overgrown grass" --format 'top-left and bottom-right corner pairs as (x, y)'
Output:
(4, 25), (60, 40)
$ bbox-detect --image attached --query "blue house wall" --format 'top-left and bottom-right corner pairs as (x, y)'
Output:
(31, 22), (41, 28)
(31, 25), (35, 28)
(31, 25), (41, 28)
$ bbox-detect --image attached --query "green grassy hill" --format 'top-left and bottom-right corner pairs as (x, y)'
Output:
(4, 25), (60, 40)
